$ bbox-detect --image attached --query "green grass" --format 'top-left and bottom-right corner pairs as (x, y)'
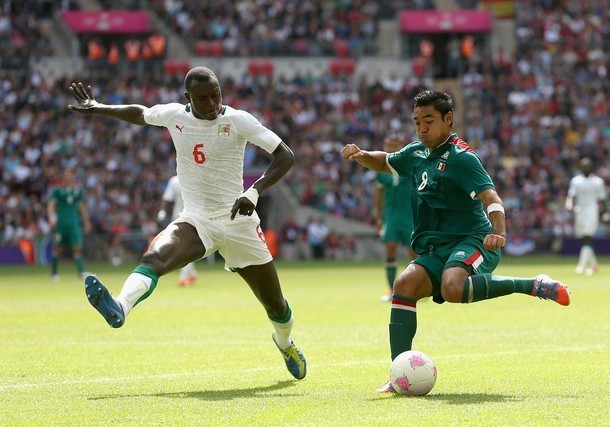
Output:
(0, 256), (608, 426)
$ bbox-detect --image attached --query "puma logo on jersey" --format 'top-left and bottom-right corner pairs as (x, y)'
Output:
(175, 124), (184, 133)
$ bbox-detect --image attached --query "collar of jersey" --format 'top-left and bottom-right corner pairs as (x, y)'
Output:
(424, 133), (457, 157)
(184, 104), (227, 117)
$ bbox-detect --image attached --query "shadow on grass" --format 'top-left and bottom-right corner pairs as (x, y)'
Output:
(374, 392), (518, 404)
(427, 392), (520, 404)
(89, 380), (297, 401)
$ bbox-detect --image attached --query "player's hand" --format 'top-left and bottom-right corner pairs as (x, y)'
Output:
(230, 197), (256, 220)
(341, 144), (363, 160)
(483, 233), (506, 251)
(67, 82), (100, 113)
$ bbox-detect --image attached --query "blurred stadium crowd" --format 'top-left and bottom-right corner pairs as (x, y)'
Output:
(1, 0), (609, 259)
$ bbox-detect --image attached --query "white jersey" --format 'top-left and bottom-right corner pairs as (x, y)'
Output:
(567, 173), (606, 216)
(162, 175), (184, 220)
(567, 173), (606, 237)
(144, 104), (282, 217)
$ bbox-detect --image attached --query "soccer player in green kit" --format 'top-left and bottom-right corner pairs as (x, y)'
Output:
(375, 134), (417, 302)
(342, 90), (571, 393)
(47, 168), (92, 280)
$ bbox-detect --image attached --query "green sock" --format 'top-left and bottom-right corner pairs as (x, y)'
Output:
(389, 294), (417, 360)
(462, 274), (535, 303)
(385, 259), (397, 291)
(268, 301), (292, 323)
(133, 265), (159, 306)
(75, 256), (84, 276)
(51, 257), (58, 275)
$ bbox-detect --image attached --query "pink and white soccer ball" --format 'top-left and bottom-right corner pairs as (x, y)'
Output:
(390, 350), (437, 396)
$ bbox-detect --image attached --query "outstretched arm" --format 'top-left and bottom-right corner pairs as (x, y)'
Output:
(67, 82), (148, 125)
(230, 142), (295, 220)
(341, 144), (391, 173)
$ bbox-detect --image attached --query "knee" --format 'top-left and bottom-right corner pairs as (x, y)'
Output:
(392, 265), (432, 300)
(393, 276), (420, 300)
(440, 279), (463, 303)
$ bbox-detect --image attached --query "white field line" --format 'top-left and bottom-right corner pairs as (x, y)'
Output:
(0, 346), (606, 391)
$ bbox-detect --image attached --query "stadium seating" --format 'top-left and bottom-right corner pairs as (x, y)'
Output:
(1, 0), (609, 261)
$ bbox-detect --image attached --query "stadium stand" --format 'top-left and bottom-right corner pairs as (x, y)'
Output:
(1, 0), (609, 263)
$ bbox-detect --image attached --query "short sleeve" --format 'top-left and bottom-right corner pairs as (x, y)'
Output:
(454, 151), (495, 198)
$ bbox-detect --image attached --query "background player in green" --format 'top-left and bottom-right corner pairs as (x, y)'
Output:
(342, 89), (571, 393)
(47, 168), (92, 281)
(374, 134), (416, 302)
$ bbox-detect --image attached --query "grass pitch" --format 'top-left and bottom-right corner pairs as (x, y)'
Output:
(0, 256), (608, 426)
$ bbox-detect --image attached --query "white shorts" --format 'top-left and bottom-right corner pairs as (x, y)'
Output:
(574, 209), (599, 238)
(177, 211), (273, 270)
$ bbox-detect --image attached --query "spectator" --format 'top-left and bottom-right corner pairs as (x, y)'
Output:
(306, 215), (330, 260)
(279, 216), (301, 261)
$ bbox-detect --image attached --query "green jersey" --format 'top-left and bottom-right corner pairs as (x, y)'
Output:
(387, 133), (494, 254)
(49, 186), (84, 228)
(376, 172), (415, 246)
(376, 173), (414, 224)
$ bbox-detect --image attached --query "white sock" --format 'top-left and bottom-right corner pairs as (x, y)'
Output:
(583, 245), (597, 268)
(271, 316), (294, 349)
(590, 250), (598, 267)
(116, 273), (152, 316)
(179, 266), (189, 281)
(577, 247), (587, 270)
(187, 263), (197, 277)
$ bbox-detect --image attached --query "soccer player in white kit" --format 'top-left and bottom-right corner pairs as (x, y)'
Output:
(157, 175), (198, 287)
(566, 157), (607, 275)
(67, 67), (306, 380)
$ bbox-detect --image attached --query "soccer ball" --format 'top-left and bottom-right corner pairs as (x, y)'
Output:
(389, 350), (437, 396)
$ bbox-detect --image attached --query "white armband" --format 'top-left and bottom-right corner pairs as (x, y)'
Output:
(241, 187), (259, 206)
(486, 203), (505, 215)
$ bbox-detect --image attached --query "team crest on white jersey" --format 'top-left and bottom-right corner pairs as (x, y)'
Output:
(218, 124), (231, 137)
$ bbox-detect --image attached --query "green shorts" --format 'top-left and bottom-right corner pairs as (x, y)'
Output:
(380, 219), (413, 247)
(54, 224), (83, 246)
(412, 235), (501, 301)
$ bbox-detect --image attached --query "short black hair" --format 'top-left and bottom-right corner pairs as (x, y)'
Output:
(412, 90), (454, 117)
(184, 67), (219, 91)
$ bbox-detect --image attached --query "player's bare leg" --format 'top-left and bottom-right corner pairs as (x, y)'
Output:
(51, 245), (63, 282)
(380, 242), (398, 302)
(237, 262), (306, 379)
(85, 222), (205, 327)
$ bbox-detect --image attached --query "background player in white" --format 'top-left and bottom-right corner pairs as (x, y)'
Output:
(565, 157), (607, 275)
(157, 175), (198, 287)
(67, 66), (306, 380)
